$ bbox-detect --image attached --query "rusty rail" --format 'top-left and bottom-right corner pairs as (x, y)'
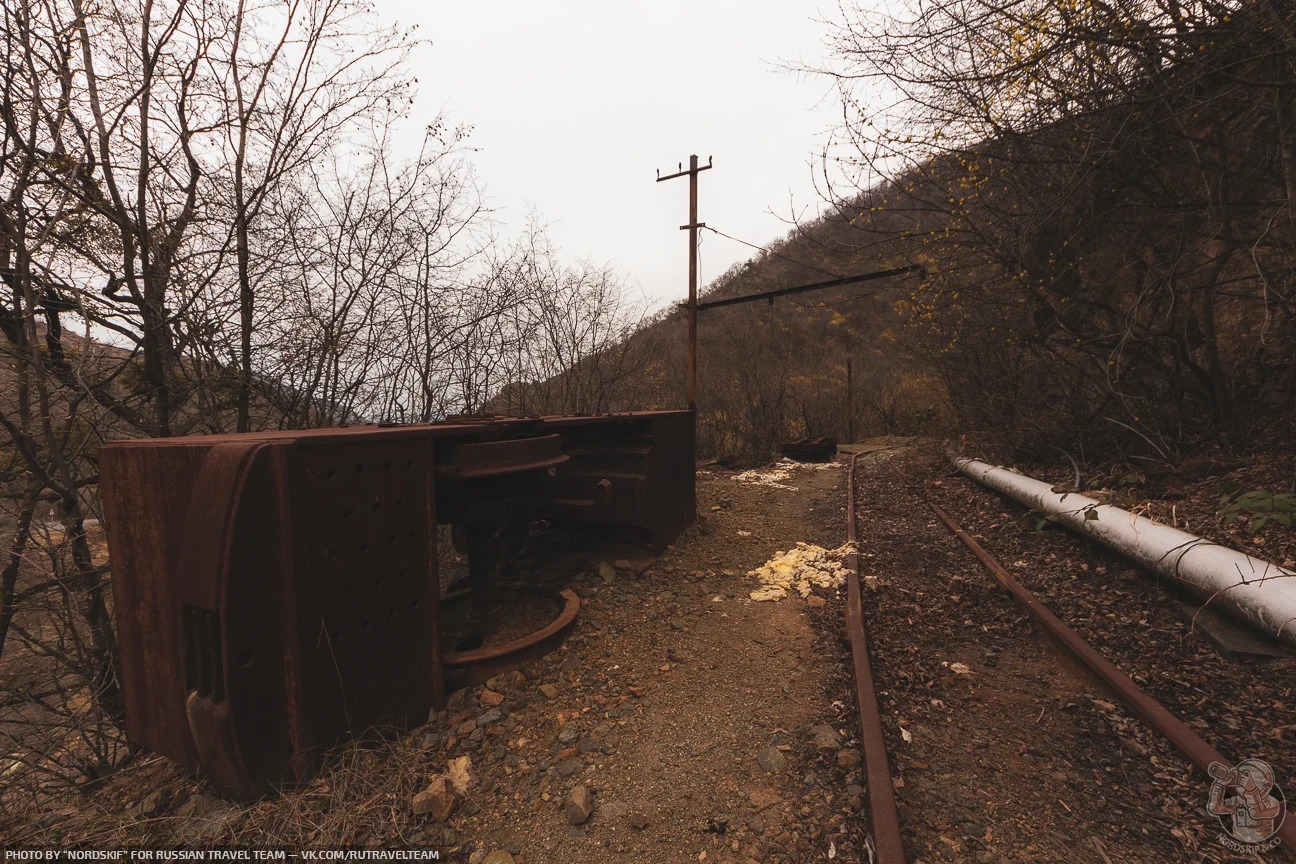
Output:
(928, 499), (1296, 852)
(845, 453), (908, 863)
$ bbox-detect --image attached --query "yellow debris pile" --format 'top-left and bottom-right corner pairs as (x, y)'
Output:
(733, 466), (797, 491)
(747, 541), (854, 601)
(732, 458), (842, 491)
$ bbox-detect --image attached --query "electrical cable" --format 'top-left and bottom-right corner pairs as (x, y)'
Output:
(703, 225), (843, 279)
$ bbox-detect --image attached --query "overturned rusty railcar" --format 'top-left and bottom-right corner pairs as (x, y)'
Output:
(99, 411), (694, 797)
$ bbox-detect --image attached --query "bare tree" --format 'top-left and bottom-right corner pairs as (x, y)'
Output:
(494, 219), (647, 416)
(811, 0), (1296, 458)
(211, 0), (420, 430)
(0, 0), (481, 800)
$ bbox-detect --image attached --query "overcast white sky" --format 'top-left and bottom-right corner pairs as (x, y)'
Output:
(375, 0), (851, 311)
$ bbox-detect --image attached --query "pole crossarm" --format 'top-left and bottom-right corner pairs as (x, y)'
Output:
(691, 264), (924, 312)
(657, 157), (712, 183)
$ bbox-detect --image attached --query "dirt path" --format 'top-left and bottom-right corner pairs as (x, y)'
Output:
(4, 459), (863, 857)
(855, 444), (1294, 864)
(447, 459), (862, 863)
(15, 440), (1287, 863)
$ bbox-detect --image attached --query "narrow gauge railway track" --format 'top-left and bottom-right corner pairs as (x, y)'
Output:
(842, 449), (1295, 862)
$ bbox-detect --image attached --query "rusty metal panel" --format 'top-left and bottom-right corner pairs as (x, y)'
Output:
(100, 444), (210, 767)
(101, 434), (441, 797)
(99, 410), (694, 796)
(178, 442), (293, 796)
(287, 437), (441, 766)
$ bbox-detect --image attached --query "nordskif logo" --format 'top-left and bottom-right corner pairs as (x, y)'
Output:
(1206, 759), (1285, 852)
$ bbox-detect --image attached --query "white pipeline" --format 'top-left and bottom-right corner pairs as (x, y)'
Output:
(956, 458), (1296, 647)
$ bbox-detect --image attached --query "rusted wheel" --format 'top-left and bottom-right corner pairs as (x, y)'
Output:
(442, 584), (580, 689)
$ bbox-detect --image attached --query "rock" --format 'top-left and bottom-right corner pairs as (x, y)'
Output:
(578, 738), (601, 754)
(458, 719), (477, 735)
(846, 788), (864, 808)
(481, 853), (515, 864)
(836, 748), (862, 769)
(447, 756), (472, 795)
(564, 785), (594, 825)
(809, 724), (841, 750)
(806, 595), (827, 608)
(614, 559), (632, 570)
(1120, 737), (1148, 757)
(130, 790), (163, 817)
(747, 816), (766, 835)
(556, 757), (583, 777)
(756, 746), (787, 773)
(480, 689), (504, 707)
(962, 821), (985, 839)
(628, 809), (652, 830)
(539, 683), (559, 700)
(598, 561), (617, 582)
(558, 723), (581, 744)
(190, 793), (227, 818)
(477, 708), (503, 727)
(975, 853), (1000, 864)
(600, 800), (630, 820)
(412, 777), (456, 821)
(468, 852), (485, 864)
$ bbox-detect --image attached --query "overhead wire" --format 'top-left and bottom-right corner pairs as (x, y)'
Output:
(703, 224), (909, 309)
(703, 225), (843, 279)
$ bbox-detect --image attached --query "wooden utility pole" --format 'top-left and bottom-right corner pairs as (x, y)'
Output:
(657, 154), (712, 412)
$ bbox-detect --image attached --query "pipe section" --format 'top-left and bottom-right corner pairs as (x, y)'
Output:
(956, 459), (1296, 647)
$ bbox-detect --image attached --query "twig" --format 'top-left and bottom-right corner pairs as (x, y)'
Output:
(1090, 835), (1115, 864)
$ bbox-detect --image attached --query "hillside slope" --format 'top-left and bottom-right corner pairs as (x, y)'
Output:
(527, 210), (944, 461)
